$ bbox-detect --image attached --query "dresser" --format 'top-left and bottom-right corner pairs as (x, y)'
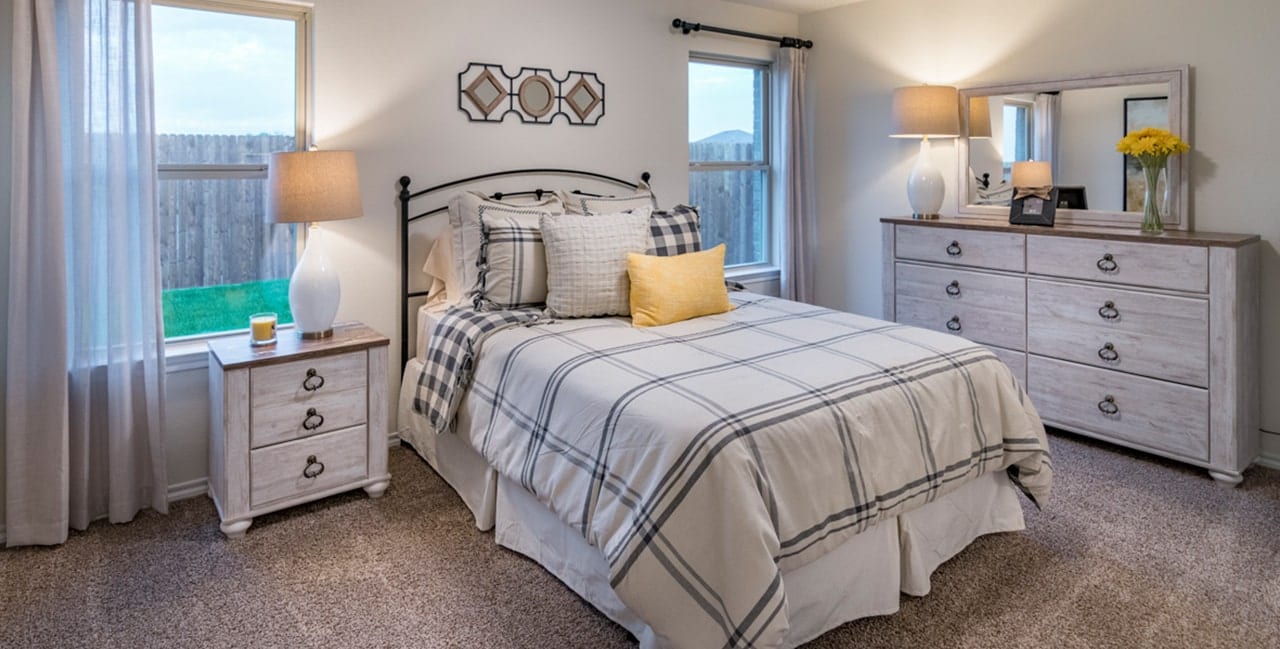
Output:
(208, 322), (391, 538)
(881, 217), (1260, 484)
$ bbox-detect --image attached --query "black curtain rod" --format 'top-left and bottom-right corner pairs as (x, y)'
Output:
(672, 19), (813, 49)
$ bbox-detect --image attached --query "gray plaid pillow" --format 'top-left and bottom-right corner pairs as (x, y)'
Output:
(473, 212), (548, 310)
(647, 204), (702, 256)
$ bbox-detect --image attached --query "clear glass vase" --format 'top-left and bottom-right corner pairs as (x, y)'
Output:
(1141, 160), (1166, 234)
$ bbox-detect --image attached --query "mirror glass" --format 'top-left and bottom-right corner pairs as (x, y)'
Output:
(958, 68), (1188, 228)
(518, 76), (554, 117)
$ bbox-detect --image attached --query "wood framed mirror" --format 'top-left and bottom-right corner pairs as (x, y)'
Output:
(957, 66), (1190, 229)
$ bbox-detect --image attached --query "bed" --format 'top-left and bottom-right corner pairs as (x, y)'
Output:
(395, 170), (1052, 649)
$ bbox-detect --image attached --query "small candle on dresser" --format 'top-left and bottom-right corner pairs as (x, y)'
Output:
(249, 312), (277, 346)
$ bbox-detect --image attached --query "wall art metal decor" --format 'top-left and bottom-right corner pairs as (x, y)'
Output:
(458, 63), (605, 126)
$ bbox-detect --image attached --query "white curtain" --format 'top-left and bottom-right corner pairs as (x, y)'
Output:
(773, 47), (816, 303)
(7, 0), (167, 546)
(1033, 92), (1061, 173)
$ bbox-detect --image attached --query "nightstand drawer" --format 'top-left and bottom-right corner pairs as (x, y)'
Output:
(895, 225), (1025, 272)
(1027, 279), (1208, 386)
(251, 351), (368, 448)
(1027, 234), (1208, 293)
(250, 425), (369, 508)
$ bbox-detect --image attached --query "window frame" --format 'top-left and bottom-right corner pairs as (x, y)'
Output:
(688, 53), (774, 272)
(153, 0), (312, 344)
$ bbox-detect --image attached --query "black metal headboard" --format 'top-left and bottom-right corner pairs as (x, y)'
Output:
(398, 168), (652, 368)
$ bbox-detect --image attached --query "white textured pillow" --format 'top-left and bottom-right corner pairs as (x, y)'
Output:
(540, 208), (653, 317)
(557, 182), (658, 215)
(449, 191), (563, 298)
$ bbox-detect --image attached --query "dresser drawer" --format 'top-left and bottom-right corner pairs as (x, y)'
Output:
(250, 425), (369, 509)
(1026, 235), (1208, 293)
(986, 345), (1026, 384)
(895, 225), (1025, 272)
(895, 263), (1025, 314)
(251, 351), (368, 448)
(1027, 356), (1208, 462)
(896, 295), (1025, 350)
(1026, 279), (1208, 387)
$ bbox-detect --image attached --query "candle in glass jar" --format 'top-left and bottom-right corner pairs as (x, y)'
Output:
(250, 312), (278, 346)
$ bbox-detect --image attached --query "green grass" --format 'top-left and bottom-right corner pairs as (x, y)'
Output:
(163, 279), (294, 338)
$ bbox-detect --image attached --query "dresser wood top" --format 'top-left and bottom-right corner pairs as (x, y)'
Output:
(208, 322), (389, 370)
(880, 217), (1260, 248)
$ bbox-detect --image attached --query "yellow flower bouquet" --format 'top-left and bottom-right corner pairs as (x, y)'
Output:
(1115, 127), (1190, 233)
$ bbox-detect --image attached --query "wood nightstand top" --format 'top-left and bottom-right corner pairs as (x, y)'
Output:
(207, 322), (389, 370)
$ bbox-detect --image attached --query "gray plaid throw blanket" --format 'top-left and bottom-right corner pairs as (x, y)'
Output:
(414, 293), (1051, 648)
(412, 306), (545, 432)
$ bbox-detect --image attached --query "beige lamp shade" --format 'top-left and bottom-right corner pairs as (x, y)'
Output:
(890, 85), (960, 138)
(1011, 160), (1053, 187)
(968, 96), (992, 139)
(267, 150), (364, 223)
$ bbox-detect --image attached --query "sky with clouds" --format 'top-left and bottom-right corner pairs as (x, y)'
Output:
(688, 62), (760, 143)
(152, 5), (296, 136)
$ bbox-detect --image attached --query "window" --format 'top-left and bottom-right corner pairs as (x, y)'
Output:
(1001, 99), (1033, 175)
(688, 57), (771, 268)
(153, 0), (310, 339)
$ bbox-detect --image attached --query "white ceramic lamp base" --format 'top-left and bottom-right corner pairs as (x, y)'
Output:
(906, 137), (945, 219)
(289, 225), (341, 339)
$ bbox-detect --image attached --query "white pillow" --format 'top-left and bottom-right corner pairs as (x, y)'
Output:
(448, 191), (563, 299)
(557, 182), (657, 215)
(540, 208), (653, 318)
(474, 211), (548, 310)
(422, 225), (459, 304)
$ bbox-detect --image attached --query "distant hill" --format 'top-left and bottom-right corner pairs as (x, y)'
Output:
(694, 129), (753, 144)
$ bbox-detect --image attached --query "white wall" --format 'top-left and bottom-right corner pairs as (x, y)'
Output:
(160, 0), (799, 489)
(802, 0), (1280, 461)
(1055, 83), (1166, 211)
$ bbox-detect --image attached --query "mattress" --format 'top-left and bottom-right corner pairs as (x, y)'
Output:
(414, 299), (454, 361)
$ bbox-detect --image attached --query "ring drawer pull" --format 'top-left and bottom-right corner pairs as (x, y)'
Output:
(302, 455), (325, 479)
(302, 407), (325, 431)
(302, 368), (325, 392)
(945, 241), (962, 257)
(1097, 395), (1119, 416)
(1098, 342), (1120, 362)
(945, 280), (961, 297)
(946, 316), (962, 331)
(1098, 301), (1120, 320)
(1096, 253), (1118, 272)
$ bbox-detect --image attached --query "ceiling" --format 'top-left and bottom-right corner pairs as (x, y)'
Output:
(722, 0), (870, 14)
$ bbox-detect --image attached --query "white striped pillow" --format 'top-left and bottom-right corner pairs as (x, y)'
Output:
(473, 212), (548, 310)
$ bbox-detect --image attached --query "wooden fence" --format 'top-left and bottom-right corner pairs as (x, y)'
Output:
(688, 141), (765, 267)
(157, 134), (297, 289)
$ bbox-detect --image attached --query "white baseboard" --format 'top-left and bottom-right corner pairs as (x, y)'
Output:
(167, 477), (209, 503)
(1256, 452), (1280, 471)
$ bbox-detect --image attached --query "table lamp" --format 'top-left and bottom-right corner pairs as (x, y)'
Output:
(890, 84), (960, 219)
(267, 150), (363, 339)
(1011, 160), (1053, 195)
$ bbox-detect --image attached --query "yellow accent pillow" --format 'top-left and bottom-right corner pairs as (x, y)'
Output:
(627, 244), (734, 327)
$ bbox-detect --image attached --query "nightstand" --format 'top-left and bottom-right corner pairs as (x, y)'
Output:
(207, 322), (391, 538)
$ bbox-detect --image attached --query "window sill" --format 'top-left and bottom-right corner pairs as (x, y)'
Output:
(726, 265), (781, 284)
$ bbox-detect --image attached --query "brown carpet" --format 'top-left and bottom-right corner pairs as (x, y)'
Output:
(2, 430), (1278, 648)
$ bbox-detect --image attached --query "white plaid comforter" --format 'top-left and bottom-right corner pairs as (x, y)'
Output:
(416, 293), (1052, 648)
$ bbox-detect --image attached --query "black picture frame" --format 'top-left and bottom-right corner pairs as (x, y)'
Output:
(1122, 96), (1168, 211)
(1010, 189), (1058, 227)
(1056, 185), (1088, 209)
